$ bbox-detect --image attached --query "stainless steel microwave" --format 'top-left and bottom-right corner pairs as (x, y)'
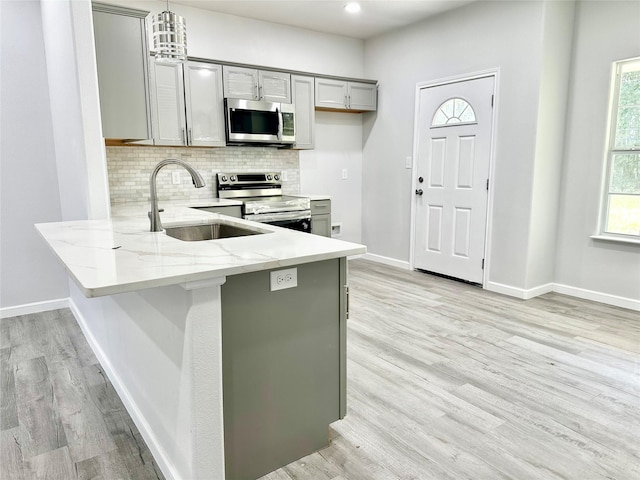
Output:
(224, 98), (295, 145)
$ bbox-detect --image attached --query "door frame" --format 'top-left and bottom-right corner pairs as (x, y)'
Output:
(409, 68), (500, 287)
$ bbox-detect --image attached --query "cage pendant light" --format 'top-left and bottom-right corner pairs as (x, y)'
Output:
(152, 0), (187, 63)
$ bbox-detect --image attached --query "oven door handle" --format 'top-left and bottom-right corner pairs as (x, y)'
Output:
(245, 211), (311, 223)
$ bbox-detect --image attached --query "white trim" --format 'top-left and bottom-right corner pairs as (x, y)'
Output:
(415, 68), (503, 90)
(409, 68), (500, 288)
(480, 70), (500, 288)
(0, 297), (69, 319)
(362, 252), (410, 270)
(181, 276), (226, 291)
(68, 299), (179, 480)
(590, 234), (640, 246)
(485, 281), (554, 300)
(553, 284), (640, 312)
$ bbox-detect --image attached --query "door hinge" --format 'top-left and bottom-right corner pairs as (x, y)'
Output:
(482, 259), (485, 270)
(486, 178), (489, 190)
(491, 94), (494, 107)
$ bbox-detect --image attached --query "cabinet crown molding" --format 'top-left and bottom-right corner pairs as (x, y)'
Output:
(92, 2), (148, 18)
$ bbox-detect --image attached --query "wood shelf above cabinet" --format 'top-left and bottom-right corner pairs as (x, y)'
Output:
(315, 106), (373, 114)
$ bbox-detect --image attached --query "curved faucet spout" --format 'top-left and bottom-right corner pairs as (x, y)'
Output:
(149, 159), (206, 232)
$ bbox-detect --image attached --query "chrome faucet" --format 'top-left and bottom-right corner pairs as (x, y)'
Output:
(149, 159), (205, 232)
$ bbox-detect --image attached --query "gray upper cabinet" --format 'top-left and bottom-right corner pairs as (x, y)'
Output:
(315, 78), (377, 112)
(184, 62), (226, 146)
(291, 75), (315, 150)
(149, 60), (225, 147)
(223, 66), (291, 103)
(92, 2), (151, 140)
(149, 62), (184, 146)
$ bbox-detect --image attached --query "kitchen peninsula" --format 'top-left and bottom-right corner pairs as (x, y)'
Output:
(36, 203), (365, 480)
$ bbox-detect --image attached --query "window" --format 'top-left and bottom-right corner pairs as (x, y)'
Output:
(431, 98), (476, 127)
(602, 58), (640, 237)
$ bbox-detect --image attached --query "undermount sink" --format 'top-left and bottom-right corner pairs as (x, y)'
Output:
(165, 222), (265, 241)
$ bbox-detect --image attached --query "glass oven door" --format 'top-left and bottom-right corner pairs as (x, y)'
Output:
(225, 99), (280, 143)
(244, 211), (311, 233)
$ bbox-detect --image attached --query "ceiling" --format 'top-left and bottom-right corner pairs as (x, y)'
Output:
(171, 0), (478, 39)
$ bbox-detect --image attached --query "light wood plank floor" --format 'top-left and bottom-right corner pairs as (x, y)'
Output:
(261, 259), (640, 480)
(0, 309), (163, 479)
(2, 259), (639, 479)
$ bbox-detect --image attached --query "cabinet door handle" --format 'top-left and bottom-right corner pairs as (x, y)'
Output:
(345, 285), (350, 319)
(276, 108), (283, 141)
(188, 128), (192, 145)
(181, 128), (186, 145)
(348, 95), (351, 109)
(344, 95), (348, 109)
(255, 83), (260, 100)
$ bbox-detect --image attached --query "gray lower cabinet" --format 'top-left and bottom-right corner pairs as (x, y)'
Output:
(192, 205), (242, 218)
(149, 60), (225, 146)
(221, 258), (347, 480)
(92, 2), (151, 140)
(311, 199), (332, 237)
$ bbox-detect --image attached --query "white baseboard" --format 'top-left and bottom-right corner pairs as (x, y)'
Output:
(361, 252), (410, 270)
(485, 282), (554, 300)
(553, 283), (640, 312)
(68, 299), (179, 480)
(0, 297), (69, 319)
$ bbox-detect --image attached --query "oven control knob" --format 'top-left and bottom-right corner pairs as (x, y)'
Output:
(274, 174), (280, 181)
(267, 174), (273, 180)
(230, 175), (236, 182)
(221, 175), (227, 182)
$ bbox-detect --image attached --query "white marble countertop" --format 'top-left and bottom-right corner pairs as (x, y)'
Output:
(36, 202), (365, 298)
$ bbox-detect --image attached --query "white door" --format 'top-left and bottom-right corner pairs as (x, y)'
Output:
(413, 76), (494, 284)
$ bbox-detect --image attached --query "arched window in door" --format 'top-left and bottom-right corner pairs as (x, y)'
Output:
(431, 97), (476, 127)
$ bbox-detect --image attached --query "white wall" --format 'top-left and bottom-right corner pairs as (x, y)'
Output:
(0, 0), (69, 312)
(362, 0), (546, 289)
(524, 0), (575, 290)
(555, 0), (640, 301)
(107, 0), (364, 78)
(299, 112), (363, 243)
(41, 0), (110, 221)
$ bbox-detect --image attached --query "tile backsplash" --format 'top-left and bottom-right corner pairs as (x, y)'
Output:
(106, 146), (300, 204)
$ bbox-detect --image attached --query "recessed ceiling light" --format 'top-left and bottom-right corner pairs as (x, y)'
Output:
(345, 2), (361, 14)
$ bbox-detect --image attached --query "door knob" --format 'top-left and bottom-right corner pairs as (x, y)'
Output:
(415, 189), (424, 196)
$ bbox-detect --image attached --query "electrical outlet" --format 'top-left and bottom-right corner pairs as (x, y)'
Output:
(270, 268), (298, 291)
(341, 168), (348, 180)
(171, 171), (181, 185)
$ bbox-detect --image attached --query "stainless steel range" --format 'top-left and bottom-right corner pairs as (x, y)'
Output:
(217, 172), (311, 232)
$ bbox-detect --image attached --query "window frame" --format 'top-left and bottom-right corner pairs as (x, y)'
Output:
(599, 57), (640, 240)
(430, 97), (478, 128)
